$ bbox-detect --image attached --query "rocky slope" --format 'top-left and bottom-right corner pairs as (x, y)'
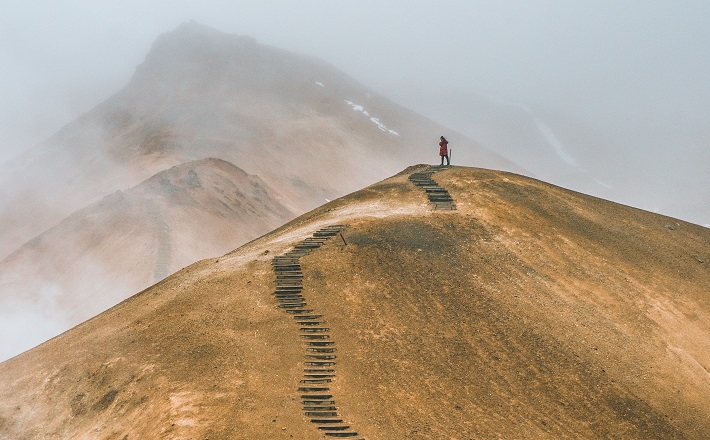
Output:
(1, 166), (707, 439)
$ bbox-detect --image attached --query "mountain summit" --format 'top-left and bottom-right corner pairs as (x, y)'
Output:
(0, 23), (518, 359)
(0, 21), (517, 259)
(1, 166), (708, 439)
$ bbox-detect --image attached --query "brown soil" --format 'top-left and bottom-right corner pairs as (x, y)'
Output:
(0, 166), (708, 439)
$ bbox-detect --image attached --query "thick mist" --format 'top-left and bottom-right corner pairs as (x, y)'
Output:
(0, 1), (708, 360)
(2, 1), (708, 224)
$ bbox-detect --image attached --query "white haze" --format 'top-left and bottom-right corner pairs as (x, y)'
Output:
(0, 1), (709, 359)
(2, 1), (708, 165)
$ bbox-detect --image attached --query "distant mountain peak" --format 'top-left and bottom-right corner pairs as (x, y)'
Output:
(162, 20), (256, 46)
(132, 22), (259, 84)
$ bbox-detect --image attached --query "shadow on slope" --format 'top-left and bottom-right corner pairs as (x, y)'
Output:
(0, 166), (707, 439)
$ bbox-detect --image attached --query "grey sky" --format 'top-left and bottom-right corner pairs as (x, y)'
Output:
(1, 0), (709, 165)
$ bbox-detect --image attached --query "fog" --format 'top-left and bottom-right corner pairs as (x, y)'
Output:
(2, 1), (708, 160)
(1, 1), (708, 359)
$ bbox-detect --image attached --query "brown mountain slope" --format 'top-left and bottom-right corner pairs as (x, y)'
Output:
(0, 22), (519, 361)
(0, 22), (520, 261)
(0, 158), (293, 359)
(1, 166), (708, 439)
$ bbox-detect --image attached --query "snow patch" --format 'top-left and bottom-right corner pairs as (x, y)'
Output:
(345, 101), (364, 112)
(370, 117), (386, 131)
(344, 100), (400, 136)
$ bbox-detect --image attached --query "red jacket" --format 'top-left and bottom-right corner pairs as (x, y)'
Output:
(439, 139), (448, 156)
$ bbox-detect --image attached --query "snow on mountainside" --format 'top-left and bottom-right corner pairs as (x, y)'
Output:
(0, 22), (521, 360)
(0, 22), (518, 260)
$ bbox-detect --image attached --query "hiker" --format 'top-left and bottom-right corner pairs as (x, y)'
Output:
(439, 136), (450, 166)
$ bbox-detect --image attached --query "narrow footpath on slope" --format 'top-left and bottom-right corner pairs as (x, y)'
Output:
(270, 165), (458, 439)
(271, 225), (363, 439)
(145, 201), (172, 282)
(408, 166), (456, 210)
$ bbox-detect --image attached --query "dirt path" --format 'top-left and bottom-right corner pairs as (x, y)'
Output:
(272, 225), (364, 439)
(145, 201), (172, 282)
(268, 167), (460, 438)
(408, 166), (456, 210)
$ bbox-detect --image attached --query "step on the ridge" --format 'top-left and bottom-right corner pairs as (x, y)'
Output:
(275, 287), (303, 293)
(303, 400), (336, 405)
(276, 299), (306, 304)
(301, 394), (333, 400)
(303, 402), (337, 408)
(318, 426), (353, 432)
(303, 405), (338, 411)
(302, 401), (336, 407)
(306, 411), (338, 417)
(278, 303), (307, 309)
(409, 166), (456, 210)
(305, 361), (336, 367)
(301, 378), (332, 384)
(298, 386), (330, 392)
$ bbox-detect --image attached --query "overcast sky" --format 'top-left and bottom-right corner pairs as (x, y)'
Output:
(1, 0), (709, 165)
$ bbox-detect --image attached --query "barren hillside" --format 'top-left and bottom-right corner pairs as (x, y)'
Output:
(1, 166), (707, 439)
(0, 22), (518, 261)
(0, 158), (293, 358)
(0, 22), (520, 360)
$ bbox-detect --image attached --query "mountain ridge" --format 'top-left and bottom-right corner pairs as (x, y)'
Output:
(0, 22), (520, 359)
(0, 157), (294, 359)
(0, 22), (519, 260)
(1, 165), (707, 439)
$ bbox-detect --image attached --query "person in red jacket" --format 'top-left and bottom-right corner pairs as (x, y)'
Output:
(439, 136), (450, 166)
